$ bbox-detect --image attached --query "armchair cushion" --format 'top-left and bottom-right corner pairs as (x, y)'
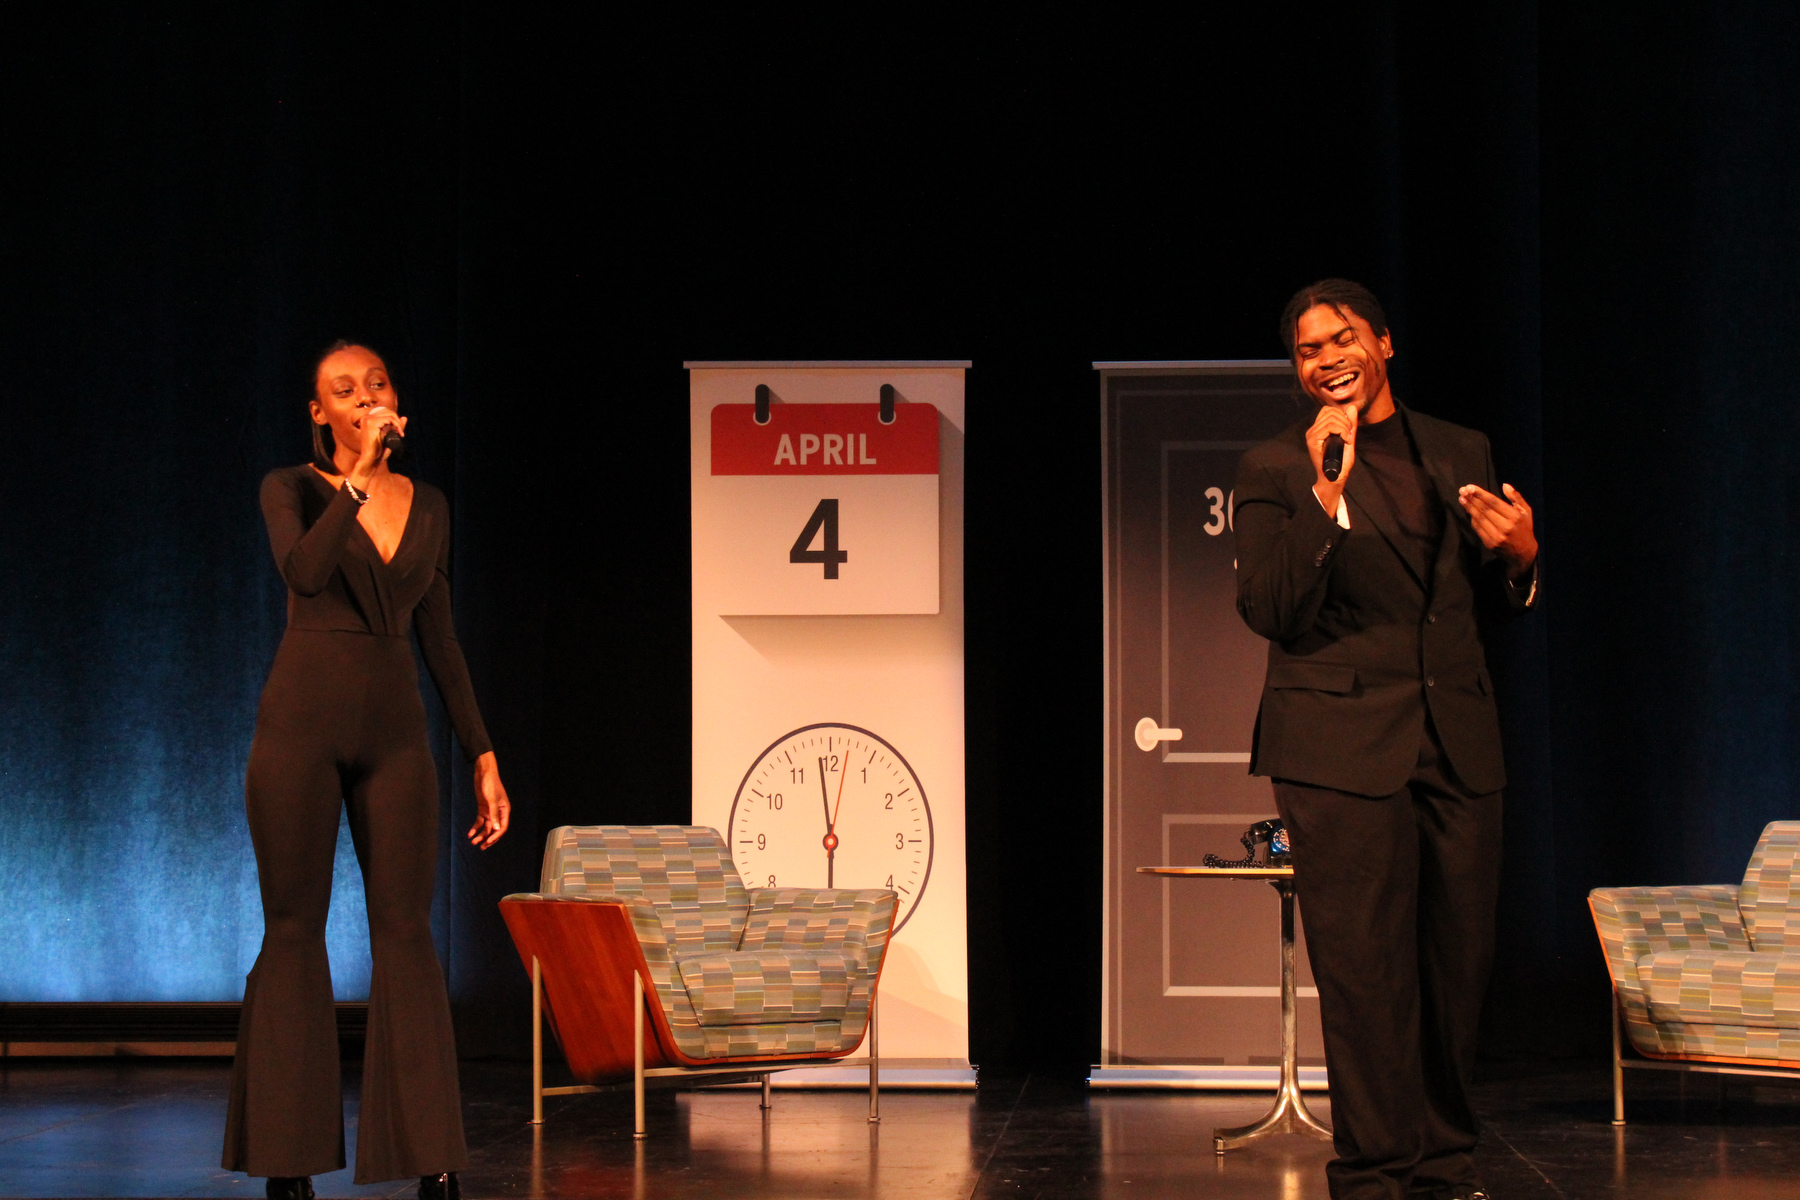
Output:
(739, 887), (896, 974)
(677, 949), (854, 1025)
(1589, 886), (1750, 959)
(1640, 951), (1800, 1028)
(1589, 886), (1748, 1003)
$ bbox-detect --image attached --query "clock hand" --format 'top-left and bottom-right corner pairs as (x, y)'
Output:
(831, 757), (849, 835)
(819, 757), (838, 887)
(828, 757), (853, 891)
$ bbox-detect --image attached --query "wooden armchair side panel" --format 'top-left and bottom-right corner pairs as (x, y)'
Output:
(500, 898), (674, 1082)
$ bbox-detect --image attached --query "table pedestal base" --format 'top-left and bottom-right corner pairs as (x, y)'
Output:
(1211, 1069), (1333, 1153)
(1213, 878), (1333, 1153)
(1135, 867), (1336, 1155)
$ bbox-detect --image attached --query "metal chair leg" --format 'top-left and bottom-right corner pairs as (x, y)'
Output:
(761, 1073), (772, 1110)
(531, 956), (544, 1125)
(1611, 990), (1626, 1127)
(633, 971), (648, 1140)
(869, 989), (880, 1124)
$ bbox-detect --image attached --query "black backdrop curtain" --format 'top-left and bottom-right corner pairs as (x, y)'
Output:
(4, 6), (1798, 1069)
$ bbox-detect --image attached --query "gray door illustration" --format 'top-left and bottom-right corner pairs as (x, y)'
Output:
(1097, 363), (1326, 1083)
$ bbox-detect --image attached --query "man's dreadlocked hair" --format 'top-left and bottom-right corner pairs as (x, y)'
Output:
(1278, 279), (1390, 361)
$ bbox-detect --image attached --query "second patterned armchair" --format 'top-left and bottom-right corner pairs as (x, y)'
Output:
(1589, 820), (1800, 1122)
(499, 825), (897, 1134)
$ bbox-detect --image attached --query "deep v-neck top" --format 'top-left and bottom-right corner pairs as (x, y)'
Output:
(259, 464), (492, 760)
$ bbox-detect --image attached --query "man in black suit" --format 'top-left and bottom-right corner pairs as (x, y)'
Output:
(1234, 279), (1538, 1200)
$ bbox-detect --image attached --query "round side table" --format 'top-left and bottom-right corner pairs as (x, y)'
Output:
(1137, 865), (1333, 1153)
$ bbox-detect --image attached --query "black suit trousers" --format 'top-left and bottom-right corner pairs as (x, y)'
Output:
(1274, 723), (1502, 1200)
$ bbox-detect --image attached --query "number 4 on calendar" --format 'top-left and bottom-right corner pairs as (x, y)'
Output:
(790, 499), (849, 579)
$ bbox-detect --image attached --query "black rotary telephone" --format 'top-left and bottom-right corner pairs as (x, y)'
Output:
(1203, 819), (1291, 868)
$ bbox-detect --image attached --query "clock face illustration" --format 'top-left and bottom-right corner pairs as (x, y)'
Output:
(728, 723), (933, 934)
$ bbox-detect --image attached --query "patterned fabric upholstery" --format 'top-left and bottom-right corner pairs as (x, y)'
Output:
(697, 1021), (846, 1058)
(1615, 1017), (1800, 1063)
(738, 888), (896, 1045)
(1590, 821), (1800, 1065)
(525, 826), (897, 1062)
(677, 949), (853, 1025)
(1641, 951), (1800, 1028)
(1741, 822), (1800, 951)
(539, 825), (747, 952)
(740, 889), (888, 959)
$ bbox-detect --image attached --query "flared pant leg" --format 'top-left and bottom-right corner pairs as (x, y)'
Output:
(224, 731), (349, 1178)
(344, 736), (468, 1183)
(226, 629), (469, 1183)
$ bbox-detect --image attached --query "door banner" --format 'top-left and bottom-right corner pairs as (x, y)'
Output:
(1094, 361), (1327, 1090)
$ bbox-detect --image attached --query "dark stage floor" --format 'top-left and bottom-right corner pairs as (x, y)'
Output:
(2, 1058), (1798, 1199)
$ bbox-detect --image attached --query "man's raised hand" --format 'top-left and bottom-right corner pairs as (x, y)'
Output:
(1308, 403), (1358, 513)
(1458, 482), (1537, 577)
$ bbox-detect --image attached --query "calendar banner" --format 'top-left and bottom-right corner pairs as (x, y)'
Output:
(689, 362), (971, 1079)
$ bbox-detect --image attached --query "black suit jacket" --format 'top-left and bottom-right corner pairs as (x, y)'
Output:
(1233, 403), (1536, 797)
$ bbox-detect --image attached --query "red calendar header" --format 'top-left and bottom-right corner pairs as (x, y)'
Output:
(711, 403), (939, 475)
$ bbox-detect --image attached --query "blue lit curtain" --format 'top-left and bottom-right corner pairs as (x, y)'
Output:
(0, 11), (467, 1004)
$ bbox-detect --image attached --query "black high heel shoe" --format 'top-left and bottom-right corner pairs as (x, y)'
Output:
(419, 1173), (461, 1200)
(265, 1180), (314, 1200)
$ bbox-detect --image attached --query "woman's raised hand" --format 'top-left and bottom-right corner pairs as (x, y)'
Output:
(348, 406), (407, 489)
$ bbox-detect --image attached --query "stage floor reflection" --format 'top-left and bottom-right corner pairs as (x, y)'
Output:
(2, 1060), (1799, 1197)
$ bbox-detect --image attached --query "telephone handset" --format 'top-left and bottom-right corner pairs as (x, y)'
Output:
(1202, 818), (1292, 868)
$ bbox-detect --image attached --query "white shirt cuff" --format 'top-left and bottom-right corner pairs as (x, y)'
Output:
(1314, 487), (1350, 529)
(1514, 566), (1539, 607)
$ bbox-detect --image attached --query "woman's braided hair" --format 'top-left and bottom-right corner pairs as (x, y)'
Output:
(309, 338), (379, 473)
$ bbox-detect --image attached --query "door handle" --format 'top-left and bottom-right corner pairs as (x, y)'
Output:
(1133, 717), (1183, 752)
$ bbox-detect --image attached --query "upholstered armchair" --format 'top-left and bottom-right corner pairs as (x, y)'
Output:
(499, 825), (897, 1134)
(1589, 820), (1800, 1122)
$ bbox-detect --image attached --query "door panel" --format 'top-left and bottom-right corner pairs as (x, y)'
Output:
(1103, 367), (1324, 1071)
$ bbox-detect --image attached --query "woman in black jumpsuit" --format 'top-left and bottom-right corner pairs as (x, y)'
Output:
(224, 343), (509, 1200)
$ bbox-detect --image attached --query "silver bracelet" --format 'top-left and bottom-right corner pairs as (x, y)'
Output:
(344, 481), (371, 506)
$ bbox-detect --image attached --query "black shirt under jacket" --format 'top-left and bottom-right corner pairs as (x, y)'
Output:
(1350, 411), (1443, 590)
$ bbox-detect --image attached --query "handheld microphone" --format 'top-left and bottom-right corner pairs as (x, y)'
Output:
(381, 428), (406, 463)
(1322, 433), (1345, 482)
